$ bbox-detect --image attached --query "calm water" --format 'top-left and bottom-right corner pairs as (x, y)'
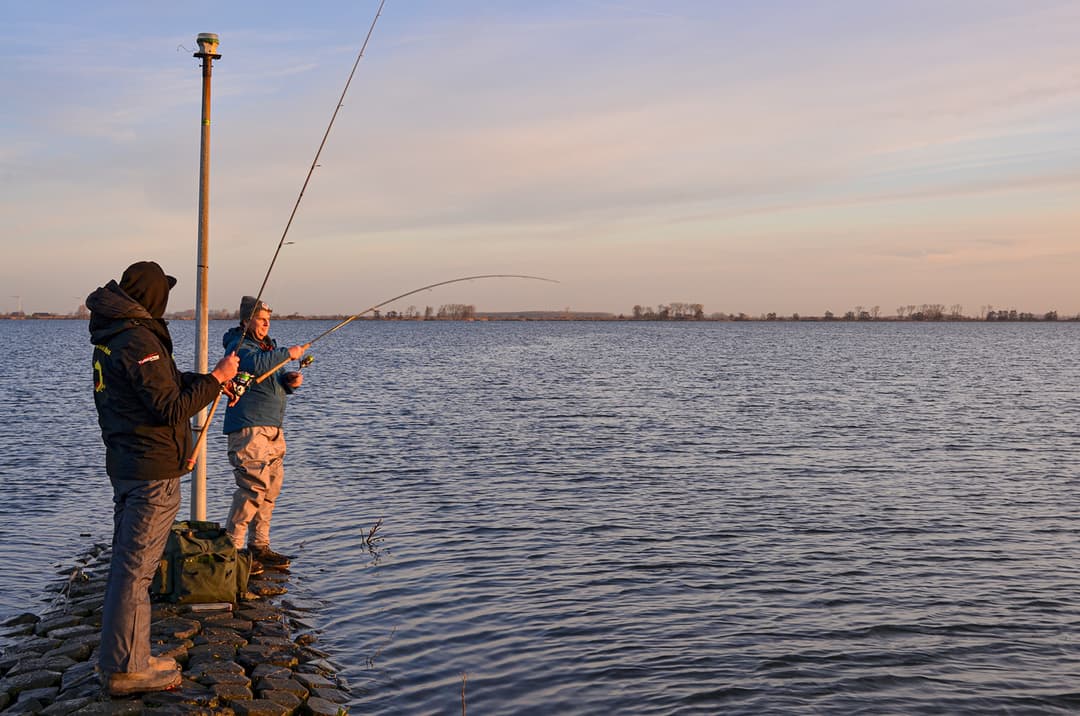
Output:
(2, 319), (1080, 714)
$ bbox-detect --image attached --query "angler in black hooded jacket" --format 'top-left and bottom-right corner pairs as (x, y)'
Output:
(86, 261), (238, 694)
(88, 265), (228, 478)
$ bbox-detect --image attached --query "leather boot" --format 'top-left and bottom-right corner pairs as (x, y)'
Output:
(105, 667), (182, 696)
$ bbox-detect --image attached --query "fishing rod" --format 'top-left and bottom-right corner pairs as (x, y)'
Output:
(187, 0), (387, 470)
(250, 274), (560, 384)
(247, 0), (387, 314)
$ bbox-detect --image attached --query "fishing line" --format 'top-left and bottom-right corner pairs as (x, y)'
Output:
(252, 274), (559, 383)
(188, 0), (388, 469)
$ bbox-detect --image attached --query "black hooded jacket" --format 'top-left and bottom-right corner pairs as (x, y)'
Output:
(87, 266), (222, 480)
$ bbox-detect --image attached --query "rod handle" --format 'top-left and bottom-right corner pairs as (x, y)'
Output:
(185, 392), (223, 470)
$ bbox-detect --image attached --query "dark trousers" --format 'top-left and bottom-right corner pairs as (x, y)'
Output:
(99, 477), (180, 674)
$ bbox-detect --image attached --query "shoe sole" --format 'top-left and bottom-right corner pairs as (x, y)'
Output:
(107, 671), (182, 696)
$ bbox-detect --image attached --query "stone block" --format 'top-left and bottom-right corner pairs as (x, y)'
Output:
(195, 627), (249, 648)
(42, 637), (95, 662)
(199, 670), (251, 688)
(2, 613), (40, 628)
(211, 681), (254, 702)
(256, 677), (308, 700)
(186, 659), (247, 680)
(237, 607), (281, 623)
(70, 698), (151, 714)
(262, 689), (303, 714)
(251, 584), (288, 597)
(251, 664), (292, 681)
(34, 615), (84, 636)
(58, 660), (99, 696)
(67, 595), (105, 616)
(293, 672), (336, 691)
(230, 698), (292, 716)
(251, 636), (296, 650)
(6, 654), (77, 678)
(0, 653), (18, 674)
(150, 617), (201, 641)
(47, 624), (98, 641)
(139, 678), (219, 710)
(16, 684), (59, 706)
(66, 581), (102, 599)
(198, 616), (254, 632)
(188, 643), (240, 664)
(311, 688), (350, 704)
(296, 659), (336, 676)
(10, 635), (62, 656)
(40, 695), (93, 715)
(304, 696), (347, 716)
(238, 645), (297, 671)
(1, 668), (63, 695)
(253, 621), (290, 639)
(300, 645), (330, 660)
(5, 694), (47, 714)
(2, 623), (37, 639)
(287, 616), (316, 631)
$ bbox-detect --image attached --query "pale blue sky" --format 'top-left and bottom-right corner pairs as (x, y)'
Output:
(4, 1), (1080, 315)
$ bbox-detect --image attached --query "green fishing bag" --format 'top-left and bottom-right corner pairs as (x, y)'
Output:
(151, 520), (251, 604)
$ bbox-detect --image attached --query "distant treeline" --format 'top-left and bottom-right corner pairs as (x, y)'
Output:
(621, 303), (1076, 322)
(4, 302), (1076, 322)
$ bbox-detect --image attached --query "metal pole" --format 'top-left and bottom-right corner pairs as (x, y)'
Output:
(192, 33), (221, 521)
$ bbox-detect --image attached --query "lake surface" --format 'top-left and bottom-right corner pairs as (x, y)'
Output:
(2, 319), (1079, 714)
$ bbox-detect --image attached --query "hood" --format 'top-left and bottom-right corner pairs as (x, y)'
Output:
(119, 261), (173, 319)
(86, 281), (163, 345)
(223, 325), (245, 351)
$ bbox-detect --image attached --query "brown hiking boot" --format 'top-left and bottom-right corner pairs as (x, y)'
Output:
(105, 667), (182, 696)
(250, 544), (292, 568)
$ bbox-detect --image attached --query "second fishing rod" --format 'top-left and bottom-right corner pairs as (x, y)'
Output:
(186, 273), (557, 470)
(186, 0), (386, 469)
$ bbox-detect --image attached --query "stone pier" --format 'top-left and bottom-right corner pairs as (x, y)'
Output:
(0, 544), (350, 715)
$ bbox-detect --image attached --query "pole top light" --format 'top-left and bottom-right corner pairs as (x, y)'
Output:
(194, 33), (221, 59)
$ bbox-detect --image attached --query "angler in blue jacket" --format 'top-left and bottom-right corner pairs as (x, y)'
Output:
(222, 295), (309, 571)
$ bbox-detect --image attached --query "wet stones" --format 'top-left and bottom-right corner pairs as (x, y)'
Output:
(0, 547), (351, 714)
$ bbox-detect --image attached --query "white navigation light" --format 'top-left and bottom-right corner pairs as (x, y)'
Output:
(195, 33), (220, 58)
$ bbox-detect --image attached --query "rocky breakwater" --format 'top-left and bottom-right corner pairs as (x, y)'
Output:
(0, 545), (351, 715)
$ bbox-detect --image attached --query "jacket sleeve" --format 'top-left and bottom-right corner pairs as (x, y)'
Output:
(123, 331), (221, 425)
(236, 340), (292, 376)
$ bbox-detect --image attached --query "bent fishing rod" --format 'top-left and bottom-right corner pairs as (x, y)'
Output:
(247, 0), (387, 316)
(251, 273), (560, 384)
(187, 0), (387, 470)
(187, 272), (558, 468)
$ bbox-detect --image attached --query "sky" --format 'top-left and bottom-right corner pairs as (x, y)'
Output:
(4, 0), (1080, 317)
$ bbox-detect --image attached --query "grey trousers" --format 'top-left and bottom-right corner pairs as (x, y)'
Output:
(100, 477), (180, 674)
(225, 426), (286, 550)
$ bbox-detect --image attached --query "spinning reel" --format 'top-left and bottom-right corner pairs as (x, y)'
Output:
(230, 371), (255, 397)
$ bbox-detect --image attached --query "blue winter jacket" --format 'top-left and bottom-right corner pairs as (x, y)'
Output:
(221, 326), (296, 433)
